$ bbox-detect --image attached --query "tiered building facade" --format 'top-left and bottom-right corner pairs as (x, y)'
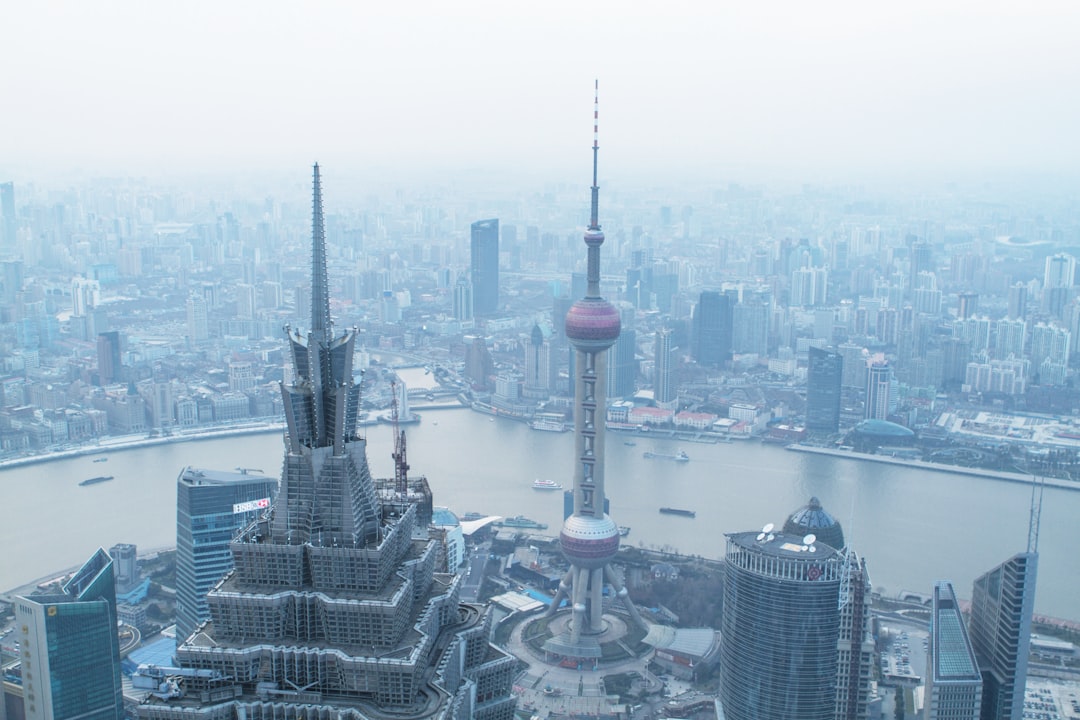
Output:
(136, 166), (516, 720)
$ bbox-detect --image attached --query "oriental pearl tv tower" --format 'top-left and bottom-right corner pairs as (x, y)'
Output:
(543, 82), (645, 661)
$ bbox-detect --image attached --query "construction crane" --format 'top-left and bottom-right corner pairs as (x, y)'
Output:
(390, 379), (409, 495)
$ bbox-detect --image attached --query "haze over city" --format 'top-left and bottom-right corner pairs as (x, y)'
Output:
(4, 1), (1080, 187)
(4, 4), (1080, 720)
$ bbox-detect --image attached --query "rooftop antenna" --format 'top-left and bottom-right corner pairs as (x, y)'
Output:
(1028, 472), (1044, 554)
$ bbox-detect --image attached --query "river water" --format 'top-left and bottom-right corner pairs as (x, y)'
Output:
(1, 408), (1075, 620)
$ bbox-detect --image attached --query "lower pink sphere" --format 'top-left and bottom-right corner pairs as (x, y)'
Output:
(560, 514), (621, 569)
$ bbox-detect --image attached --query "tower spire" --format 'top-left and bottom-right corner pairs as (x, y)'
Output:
(584, 80), (604, 299)
(589, 79), (600, 232)
(311, 163), (330, 336)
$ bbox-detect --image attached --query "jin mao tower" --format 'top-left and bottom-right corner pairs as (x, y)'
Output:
(544, 83), (644, 660)
(136, 166), (516, 720)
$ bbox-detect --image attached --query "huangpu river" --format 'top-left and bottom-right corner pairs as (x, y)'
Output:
(1, 408), (1076, 620)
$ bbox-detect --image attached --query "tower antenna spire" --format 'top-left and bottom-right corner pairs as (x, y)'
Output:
(589, 79), (600, 232)
(311, 163), (330, 336)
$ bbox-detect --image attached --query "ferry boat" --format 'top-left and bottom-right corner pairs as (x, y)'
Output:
(79, 475), (114, 487)
(623, 441), (636, 447)
(643, 450), (690, 462)
(532, 478), (563, 491)
(659, 507), (695, 518)
(495, 515), (548, 530)
(92, 457), (109, 463)
(530, 417), (567, 433)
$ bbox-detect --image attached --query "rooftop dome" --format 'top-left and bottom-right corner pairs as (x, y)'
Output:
(853, 419), (915, 439)
(782, 496), (845, 551)
(565, 297), (620, 350)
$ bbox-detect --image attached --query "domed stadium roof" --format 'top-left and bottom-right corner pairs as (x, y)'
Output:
(783, 496), (845, 551)
(853, 419), (915, 439)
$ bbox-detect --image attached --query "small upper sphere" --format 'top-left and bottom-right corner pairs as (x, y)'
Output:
(584, 230), (605, 247)
(565, 298), (620, 349)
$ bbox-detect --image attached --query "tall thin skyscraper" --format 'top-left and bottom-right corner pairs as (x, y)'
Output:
(471, 218), (499, 315)
(544, 82), (644, 660)
(654, 326), (676, 408)
(174, 466), (279, 644)
(137, 166), (516, 720)
(721, 529), (842, 720)
(968, 553), (1038, 720)
(15, 549), (123, 720)
(924, 582), (982, 720)
(806, 346), (843, 433)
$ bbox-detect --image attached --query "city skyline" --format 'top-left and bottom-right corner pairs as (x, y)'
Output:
(3, 4), (1080, 186)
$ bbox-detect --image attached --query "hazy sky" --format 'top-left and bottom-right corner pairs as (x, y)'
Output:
(4, 1), (1080, 185)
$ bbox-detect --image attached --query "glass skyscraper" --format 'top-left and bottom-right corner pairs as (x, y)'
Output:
(692, 289), (733, 367)
(174, 466), (279, 643)
(720, 531), (842, 720)
(968, 553), (1038, 720)
(15, 548), (123, 720)
(470, 218), (499, 315)
(806, 346), (843, 433)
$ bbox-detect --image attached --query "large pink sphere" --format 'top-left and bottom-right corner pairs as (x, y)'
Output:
(565, 298), (620, 350)
(560, 514), (621, 569)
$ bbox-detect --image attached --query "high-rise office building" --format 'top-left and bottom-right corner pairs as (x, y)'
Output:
(109, 542), (140, 593)
(96, 331), (122, 385)
(654, 326), (676, 408)
(865, 357), (893, 420)
(175, 467), (279, 643)
(15, 548), (123, 720)
(137, 166), (516, 720)
(783, 498), (875, 720)
(958, 292), (980, 320)
(1044, 253), (1076, 289)
(1007, 283), (1028, 320)
(186, 295), (209, 343)
(471, 218), (499, 315)
(1, 259), (23, 304)
(607, 303), (637, 398)
(968, 553), (1038, 720)
(910, 242), (933, 291)
(544, 84), (644, 660)
(692, 290), (732, 367)
(523, 323), (552, 399)
(452, 275), (473, 322)
(732, 299), (769, 356)
(71, 277), (101, 317)
(924, 581), (982, 720)
(0, 182), (15, 247)
(721, 530), (842, 720)
(806, 347), (843, 433)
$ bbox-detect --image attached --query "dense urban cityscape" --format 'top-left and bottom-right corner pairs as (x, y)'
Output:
(1, 138), (1079, 720)
(2, 4), (1080, 718)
